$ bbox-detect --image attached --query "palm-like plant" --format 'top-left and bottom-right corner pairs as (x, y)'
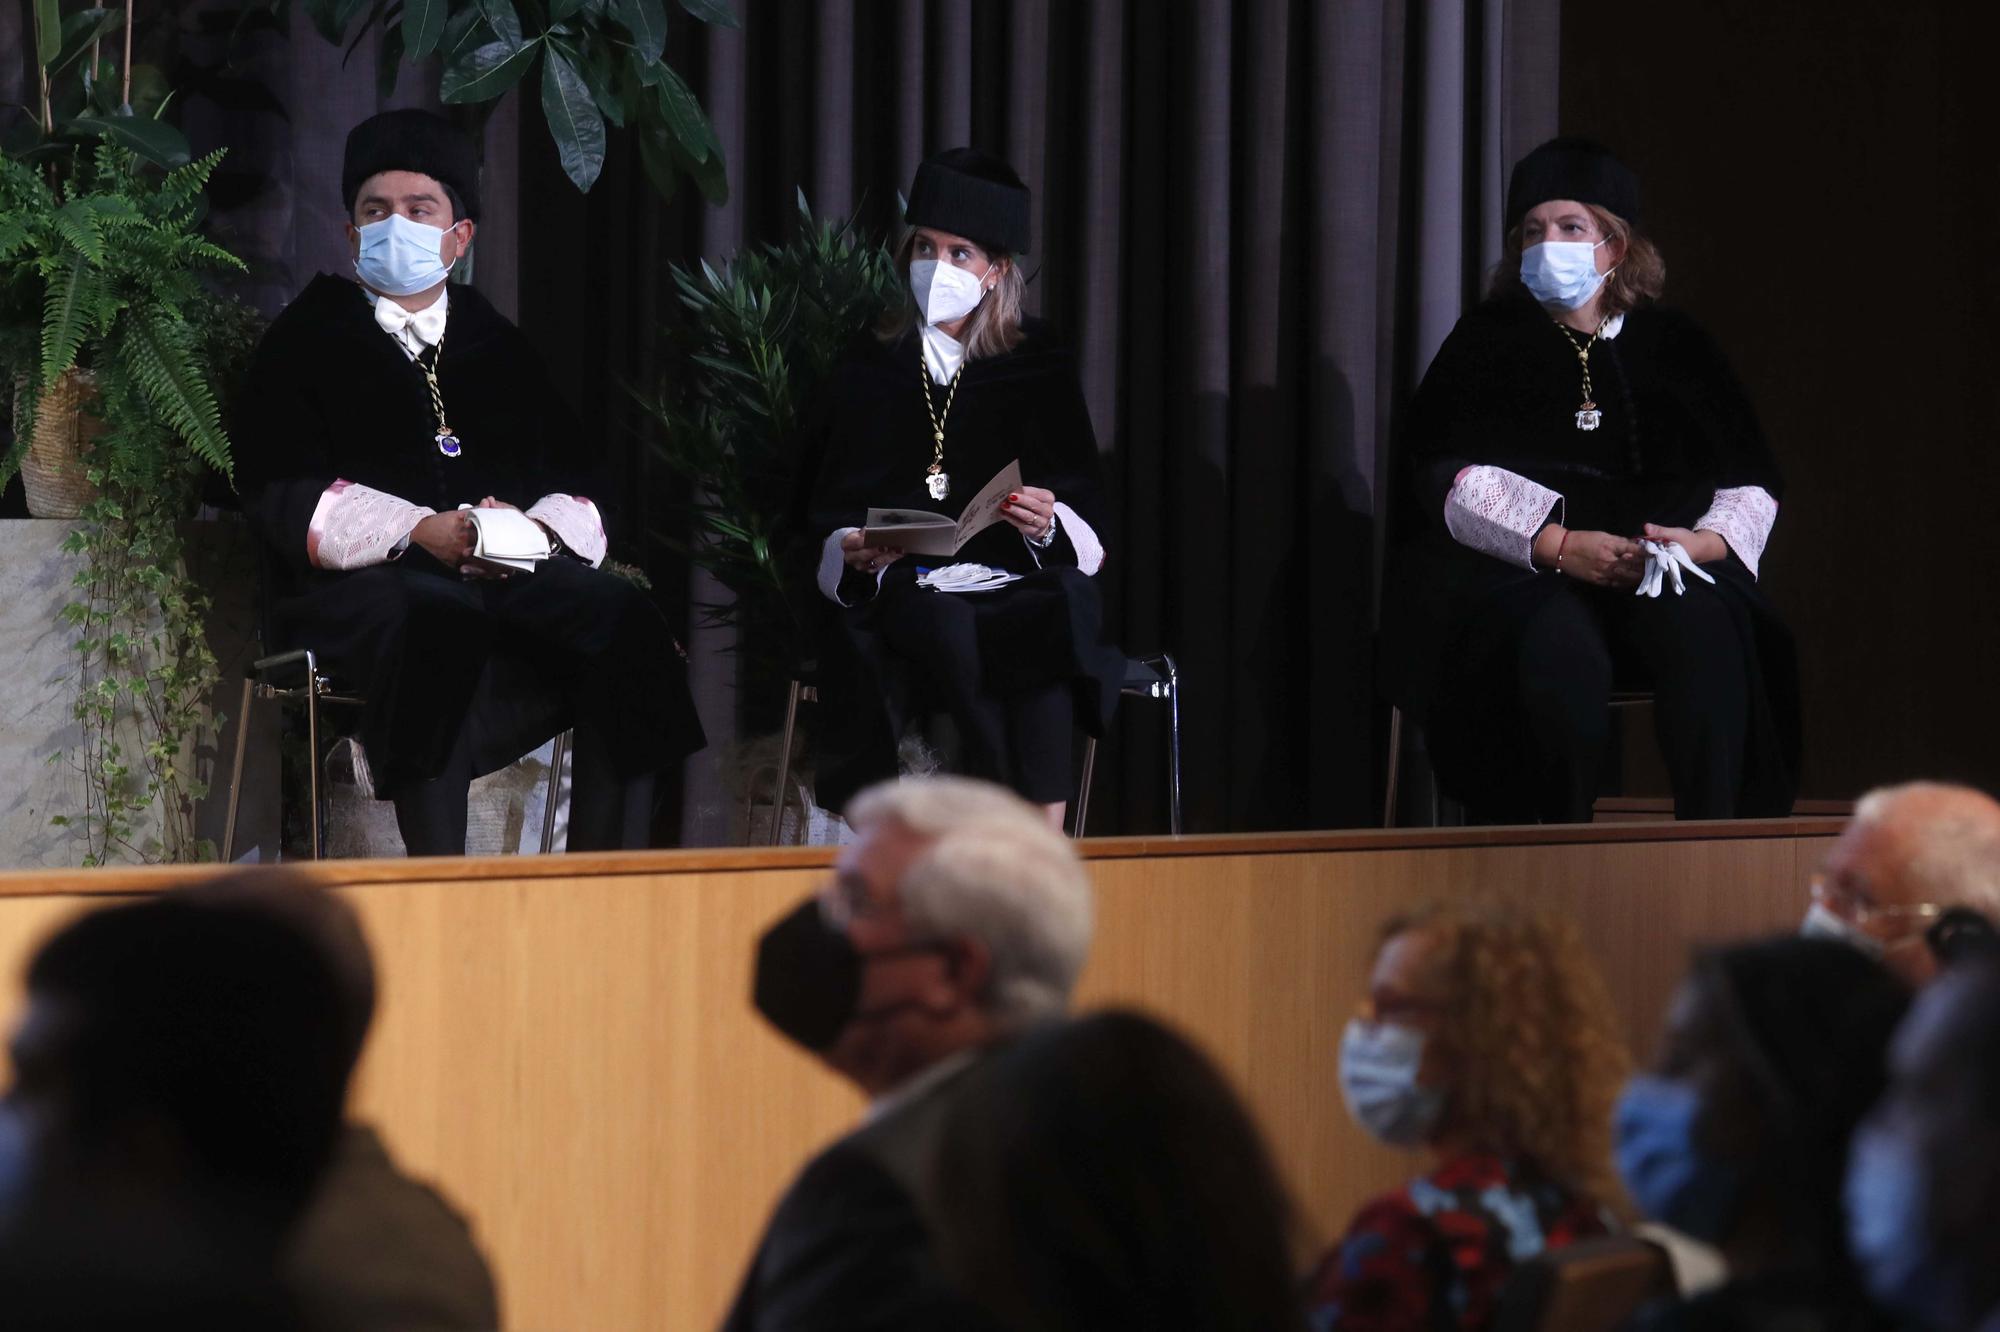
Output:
(643, 192), (903, 716)
(0, 141), (242, 485)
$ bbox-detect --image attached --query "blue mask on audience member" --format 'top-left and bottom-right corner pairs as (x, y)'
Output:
(1614, 1075), (1741, 1242)
(1846, 1123), (1954, 1325)
(354, 213), (457, 297)
(1519, 240), (1610, 310)
(1339, 1019), (1446, 1147)
(1799, 901), (1887, 959)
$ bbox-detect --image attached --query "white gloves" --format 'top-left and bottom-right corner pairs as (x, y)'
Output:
(1636, 540), (1716, 598)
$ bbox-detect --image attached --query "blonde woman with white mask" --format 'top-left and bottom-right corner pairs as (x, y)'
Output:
(797, 148), (1122, 828)
(1378, 138), (1799, 825)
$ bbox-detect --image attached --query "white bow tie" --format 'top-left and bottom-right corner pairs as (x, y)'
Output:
(374, 296), (447, 349)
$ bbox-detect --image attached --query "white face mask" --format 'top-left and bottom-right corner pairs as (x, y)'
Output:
(910, 258), (990, 326)
(1800, 899), (1888, 959)
(355, 213), (458, 297)
(1520, 239), (1611, 311)
(1338, 1018), (1447, 1148)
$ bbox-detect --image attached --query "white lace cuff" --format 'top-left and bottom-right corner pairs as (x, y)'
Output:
(527, 493), (607, 568)
(819, 527), (886, 606)
(306, 480), (436, 570)
(1024, 502), (1105, 575)
(1695, 485), (1777, 579)
(1444, 465), (1564, 571)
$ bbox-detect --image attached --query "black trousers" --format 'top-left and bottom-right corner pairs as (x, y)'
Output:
(279, 554), (702, 855)
(1429, 577), (1752, 823)
(869, 582), (1077, 804)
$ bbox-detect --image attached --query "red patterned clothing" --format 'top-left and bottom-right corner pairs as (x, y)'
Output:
(1306, 1152), (1608, 1332)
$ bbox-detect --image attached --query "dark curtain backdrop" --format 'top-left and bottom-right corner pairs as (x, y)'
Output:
(518, 0), (1559, 840)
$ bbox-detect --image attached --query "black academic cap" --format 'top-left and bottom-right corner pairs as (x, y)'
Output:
(341, 109), (481, 221)
(1505, 137), (1640, 233)
(906, 147), (1031, 255)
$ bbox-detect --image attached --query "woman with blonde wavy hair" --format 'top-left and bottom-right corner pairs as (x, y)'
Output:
(1307, 902), (1631, 1332)
(796, 147), (1122, 827)
(1378, 137), (1799, 825)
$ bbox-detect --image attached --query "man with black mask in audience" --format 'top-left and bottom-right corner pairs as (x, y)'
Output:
(0, 877), (353, 1327)
(233, 108), (703, 855)
(725, 775), (1094, 1331)
(1846, 961), (2000, 1332)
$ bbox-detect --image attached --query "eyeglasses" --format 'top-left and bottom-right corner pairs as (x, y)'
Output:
(1808, 873), (1945, 934)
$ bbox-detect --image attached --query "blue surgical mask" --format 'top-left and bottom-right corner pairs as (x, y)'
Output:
(1520, 240), (1610, 310)
(1614, 1075), (1741, 1242)
(355, 213), (458, 297)
(1846, 1123), (1953, 1325)
(1800, 900), (1887, 959)
(1339, 1018), (1446, 1147)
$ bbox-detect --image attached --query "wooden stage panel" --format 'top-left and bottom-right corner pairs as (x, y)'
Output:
(0, 821), (1838, 1330)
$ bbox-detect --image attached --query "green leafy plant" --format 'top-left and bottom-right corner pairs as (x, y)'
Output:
(0, 142), (255, 863)
(290, 0), (736, 196)
(641, 191), (903, 717)
(10, 0), (193, 171)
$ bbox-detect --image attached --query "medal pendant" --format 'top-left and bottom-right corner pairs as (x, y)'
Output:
(437, 431), (463, 458)
(1574, 403), (1602, 432)
(926, 470), (951, 501)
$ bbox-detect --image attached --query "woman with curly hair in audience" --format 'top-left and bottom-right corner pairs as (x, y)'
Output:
(1308, 902), (1632, 1332)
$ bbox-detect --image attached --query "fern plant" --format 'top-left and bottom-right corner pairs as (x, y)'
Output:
(0, 138), (254, 864)
(641, 192), (903, 725)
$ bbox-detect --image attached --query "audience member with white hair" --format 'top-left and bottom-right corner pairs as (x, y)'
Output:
(1803, 781), (2000, 984)
(722, 774), (1094, 1331)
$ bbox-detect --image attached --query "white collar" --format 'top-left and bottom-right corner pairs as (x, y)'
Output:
(918, 323), (965, 386)
(1600, 312), (1625, 339)
(366, 287), (450, 358)
(864, 1047), (980, 1125)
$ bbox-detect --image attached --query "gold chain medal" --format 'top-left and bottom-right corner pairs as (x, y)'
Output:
(419, 328), (462, 457)
(920, 346), (964, 500)
(1554, 318), (1606, 431)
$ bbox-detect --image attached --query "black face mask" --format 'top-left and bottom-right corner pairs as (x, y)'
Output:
(751, 895), (957, 1053)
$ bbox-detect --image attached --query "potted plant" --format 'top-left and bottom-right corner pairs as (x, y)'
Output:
(0, 139), (256, 863)
(642, 192), (903, 835)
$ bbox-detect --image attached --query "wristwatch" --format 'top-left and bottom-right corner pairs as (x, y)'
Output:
(1028, 510), (1060, 550)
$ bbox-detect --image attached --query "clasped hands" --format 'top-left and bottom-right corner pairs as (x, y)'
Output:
(410, 496), (552, 579)
(841, 486), (1059, 575)
(1532, 522), (1728, 591)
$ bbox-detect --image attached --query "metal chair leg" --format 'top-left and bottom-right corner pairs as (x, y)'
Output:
(1074, 736), (1098, 839)
(540, 729), (570, 855)
(306, 653), (323, 861)
(770, 679), (803, 847)
(1384, 705), (1404, 827)
(1161, 654), (1182, 835)
(222, 674), (256, 862)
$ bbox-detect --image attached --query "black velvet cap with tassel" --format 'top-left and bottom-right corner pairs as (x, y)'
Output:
(341, 109), (481, 221)
(1504, 137), (1639, 233)
(906, 147), (1031, 255)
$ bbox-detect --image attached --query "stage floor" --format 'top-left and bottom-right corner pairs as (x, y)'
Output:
(0, 819), (1840, 1329)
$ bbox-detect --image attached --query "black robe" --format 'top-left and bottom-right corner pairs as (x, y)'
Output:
(232, 273), (703, 794)
(1380, 294), (1801, 817)
(796, 321), (1124, 810)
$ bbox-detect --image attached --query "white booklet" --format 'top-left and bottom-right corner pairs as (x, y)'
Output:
(459, 505), (552, 572)
(862, 460), (1022, 558)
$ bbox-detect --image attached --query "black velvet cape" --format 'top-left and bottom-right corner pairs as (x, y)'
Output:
(1379, 294), (1801, 813)
(232, 273), (702, 790)
(795, 320), (1125, 810)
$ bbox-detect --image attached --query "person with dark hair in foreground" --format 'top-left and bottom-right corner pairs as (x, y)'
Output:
(724, 776), (1094, 1331)
(1617, 937), (1909, 1332)
(233, 107), (703, 855)
(930, 1009), (1306, 1332)
(1844, 961), (2000, 1332)
(0, 878), (354, 1326)
(1309, 903), (1632, 1332)
(1380, 137), (1798, 823)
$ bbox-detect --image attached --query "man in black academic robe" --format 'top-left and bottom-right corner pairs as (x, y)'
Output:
(233, 110), (702, 854)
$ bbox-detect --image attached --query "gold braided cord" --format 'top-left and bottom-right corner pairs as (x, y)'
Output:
(919, 345), (964, 475)
(418, 326), (453, 440)
(1552, 318), (1605, 409)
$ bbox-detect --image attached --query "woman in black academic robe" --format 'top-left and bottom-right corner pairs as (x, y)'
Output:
(1380, 138), (1799, 823)
(797, 148), (1123, 821)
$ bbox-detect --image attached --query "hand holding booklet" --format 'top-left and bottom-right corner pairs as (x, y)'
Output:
(862, 460), (1023, 558)
(457, 505), (551, 572)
